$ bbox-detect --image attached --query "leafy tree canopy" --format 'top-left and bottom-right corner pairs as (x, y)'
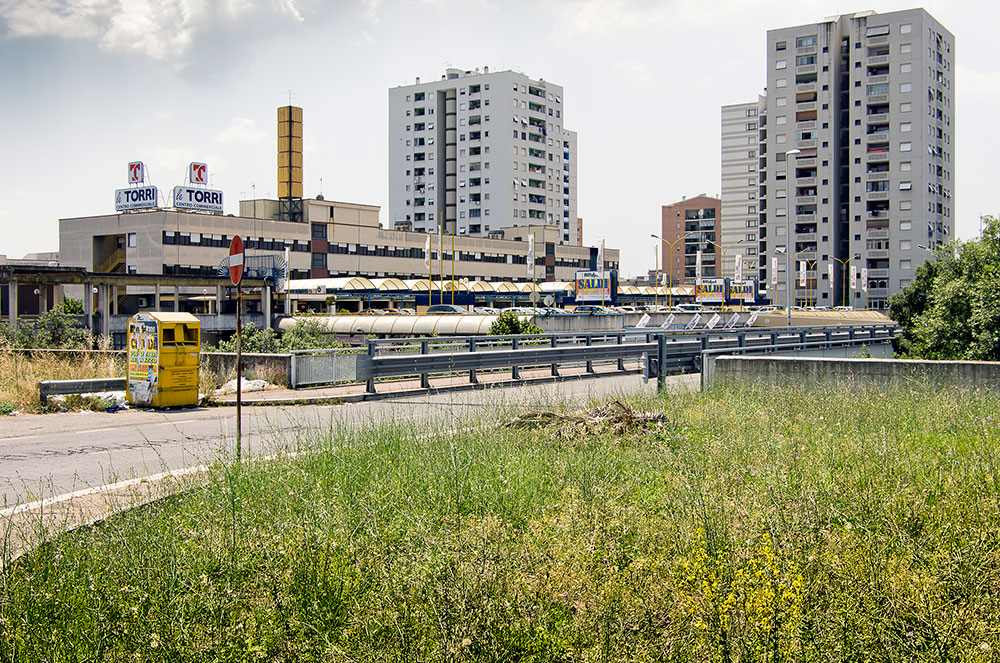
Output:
(889, 215), (1000, 360)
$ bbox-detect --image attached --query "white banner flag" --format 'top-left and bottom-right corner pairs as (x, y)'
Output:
(827, 262), (834, 286)
(696, 250), (703, 286)
(636, 313), (650, 328)
(798, 260), (807, 287)
(597, 238), (605, 272)
(861, 267), (868, 293)
(771, 256), (778, 286)
(424, 235), (431, 269)
(661, 313), (676, 328)
(850, 264), (858, 290)
(527, 235), (535, 277)
(706, 313), (721, 329)
(734, 253), (743, 282)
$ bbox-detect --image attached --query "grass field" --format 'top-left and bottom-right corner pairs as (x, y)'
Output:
(0, 347), (124, 413)
(3, 383), (1000, 661)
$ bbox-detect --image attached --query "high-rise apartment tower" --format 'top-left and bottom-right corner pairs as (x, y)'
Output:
(389, 68), (579, 245)
(722, 9), (954, 309)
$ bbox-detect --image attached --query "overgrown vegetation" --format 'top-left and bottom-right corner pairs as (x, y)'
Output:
(0, 303), (88, 349)
(0, 338), (122, 413)
(4, 384), (1000, 660)
(205, 319), (347, 353)
(489, 309), (543, 335)
(890, 214), (1000, 359)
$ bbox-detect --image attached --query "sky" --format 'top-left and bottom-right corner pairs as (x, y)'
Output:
(1, 0), (997, 278)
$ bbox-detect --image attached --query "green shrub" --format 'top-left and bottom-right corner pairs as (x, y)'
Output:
(489, 310), (543, 335)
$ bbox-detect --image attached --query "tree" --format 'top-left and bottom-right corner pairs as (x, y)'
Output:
(889, 216), (1000, 360)
(489, 310), (542, 336)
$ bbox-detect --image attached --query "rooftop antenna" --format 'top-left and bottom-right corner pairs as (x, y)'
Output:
(286, 89), (294, 105)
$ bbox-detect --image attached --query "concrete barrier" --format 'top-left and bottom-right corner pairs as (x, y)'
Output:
(200, 352), (292, 385)
(711, 355), (1000, 390)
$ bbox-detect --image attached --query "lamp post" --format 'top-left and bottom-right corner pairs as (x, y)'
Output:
(651, 231), (700, 309)
(832, 254), (860, 308)
(783, 148), (801, 326)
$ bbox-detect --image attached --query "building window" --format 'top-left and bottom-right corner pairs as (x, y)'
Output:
(900, 23), (912, 34)
(776, 41), (786, 51)
(900, 122), (912, 132)
(900, 161), (912, 171)
(899, 82), (912, 93)
(900, 142), (912, 152)
(776, 60), (787, 70)
(900, 259), (912, 270)
(900, 201), (912, 210)
(796, 35), (817, 47)
(900, 63), (912, 74)
(776, 98), (787, 107)
(900, 102), (912, 113)
(776, 78), (787, 88)
(900, 43), (912, 54)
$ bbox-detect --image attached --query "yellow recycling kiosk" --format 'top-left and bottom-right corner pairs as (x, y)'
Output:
(126, 312), (200, 408)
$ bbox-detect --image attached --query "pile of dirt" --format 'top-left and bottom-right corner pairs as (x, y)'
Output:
(506, 399), (674, 440)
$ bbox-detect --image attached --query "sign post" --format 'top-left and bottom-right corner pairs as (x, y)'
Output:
(229, 236), (244, 462)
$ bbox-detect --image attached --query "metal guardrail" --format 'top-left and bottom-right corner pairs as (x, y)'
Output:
(355, 324), (898, 393)
(38, 378), (127, 406)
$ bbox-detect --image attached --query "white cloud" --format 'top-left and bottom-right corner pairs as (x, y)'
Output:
(360, 0), (380, 23)
(349, 29), (375, 47)
(616, 58), (652, 83)
(0, 0), (308, 61)
(216, 117), (266, 145)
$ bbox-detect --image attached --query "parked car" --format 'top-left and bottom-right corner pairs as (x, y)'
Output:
(639, 305), (670, 312)
(398, 308), (416, 315)
(833, 305), (855, 311)
(425, 304), (469, 314)
(572, 305), (613, 315)
(474, 307), (501, 315)
(672, 303), (702, 313)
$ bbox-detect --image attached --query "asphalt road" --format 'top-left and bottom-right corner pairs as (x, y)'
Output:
(0, 374), (697, 508)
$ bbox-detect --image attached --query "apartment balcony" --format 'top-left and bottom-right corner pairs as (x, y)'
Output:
(868, 249), (890, 259)
(796, 176), (817, 186)
(796, 44), (817, 55)
(867, 288), (889, 298)
(867, 74), (889, 85)
(797, 120), (817, 130)
(796, 101), (818, 112)
(795, 251), (817, 261)
(796, 82), (817, 93)
(867, 55), (889, 65)
(796, 232), (818, 242)
(868, 268), (890, 278)
(867, 229), (889, 239)
(797, 139), (817, 150)
(867, 191), (889, 201)
(795, 157), (816, 168)
(866, 133), (890, 144)
(868, 94), (889, 103)
(796, 214), (816, 223)
(867, 153), (890, 163)
(796, 64), (817, 75)
(866, 113), (889, 123)
(796, 195), (817, 205)
(867, 172), (889, 181)
(867, 35), (890, 45)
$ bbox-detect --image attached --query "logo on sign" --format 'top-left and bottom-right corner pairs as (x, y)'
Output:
(189, 162), (208, 184)
(128, 161), (144, 184)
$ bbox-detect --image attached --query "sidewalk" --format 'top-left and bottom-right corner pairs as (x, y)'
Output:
(212, 362), (645, 406)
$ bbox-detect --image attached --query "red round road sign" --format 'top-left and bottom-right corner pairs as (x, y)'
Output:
(229, 235), (244, 285)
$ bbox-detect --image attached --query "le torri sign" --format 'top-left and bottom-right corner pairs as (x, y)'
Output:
(173, 160), (223, 213)
(173, 186), (224, 213)
(115, 185), (159, 211)
(115, 161), (158, 212)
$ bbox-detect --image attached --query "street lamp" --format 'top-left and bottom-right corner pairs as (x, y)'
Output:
(832, 253), (861, 308)
(783, 148), (801, 326)
(651, 231), (700, 309)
